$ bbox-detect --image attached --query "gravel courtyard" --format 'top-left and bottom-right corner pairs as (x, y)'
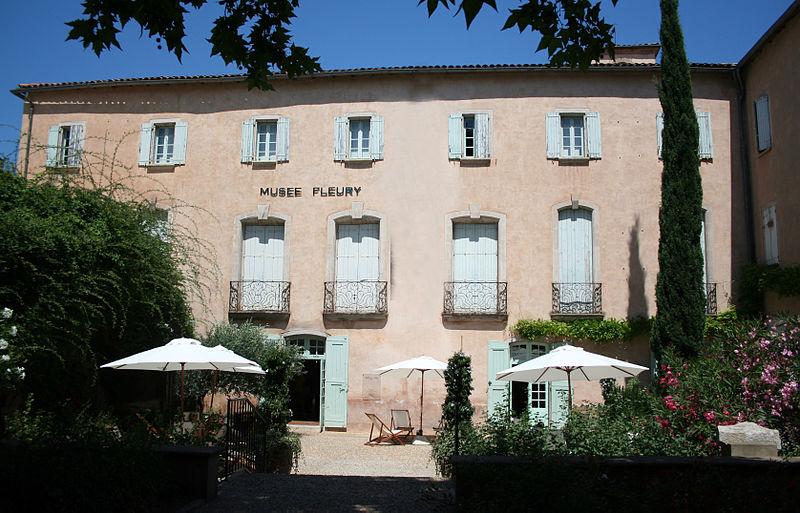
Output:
(191, 427), (453, 512)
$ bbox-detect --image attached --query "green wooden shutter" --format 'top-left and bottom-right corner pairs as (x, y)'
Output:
(487, 340), (510, 417)
(262, 333), (282, 345)
(546, 113), (560, 159)
(474, 112), (491, 159)
(697, 112), (713, 159)
(68, 124), (84, 167)
(241, 119), (255, 163)
(46, 125), (59, 167)
(277, 117), (290, 162)
(656, 112), (664, 158)
(369, 115), (384, 160)
(172, 121), (188, 165)
(138, 123), (153, 166)
(323, 335), (349, 428)
(586, 112), (602, 159)
(754, 94), (772, 152)
(547, 341), (570, 428)
(448, 114), (463, 159)
(334, 117), (348, 161)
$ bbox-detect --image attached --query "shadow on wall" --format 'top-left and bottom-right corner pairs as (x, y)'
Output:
(627, 215), (648, 320)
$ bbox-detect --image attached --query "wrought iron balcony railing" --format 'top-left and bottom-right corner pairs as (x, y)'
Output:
(323, 281), (388, 315)
(229, 280), (291, 314)
(705, 282), (718, 316)
(552, 282), (603, 315)
(443, 281), (508, 316)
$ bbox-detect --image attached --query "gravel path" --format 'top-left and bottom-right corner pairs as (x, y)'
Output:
(191, 427), (454, 512)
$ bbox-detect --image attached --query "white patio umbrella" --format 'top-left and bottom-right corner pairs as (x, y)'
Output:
(100, 337), (262, 414)
(376, 356), (448, 437)
(496, 345), (648, 408)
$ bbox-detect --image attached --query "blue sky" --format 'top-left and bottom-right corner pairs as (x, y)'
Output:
(1, 0), (794, 161)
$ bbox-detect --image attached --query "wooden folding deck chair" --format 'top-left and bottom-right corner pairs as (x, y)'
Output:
(390, 409), (415, 438)
(365, 413), (405, 445)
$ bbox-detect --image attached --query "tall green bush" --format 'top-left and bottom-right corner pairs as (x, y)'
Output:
(651, 0), (706, 361)
(0, 171), (193, 411)
(440, 351), (474, 429)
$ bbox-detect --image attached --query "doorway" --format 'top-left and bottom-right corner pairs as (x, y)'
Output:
(290, 359), (321, 422)
(286, 336), (326, 424)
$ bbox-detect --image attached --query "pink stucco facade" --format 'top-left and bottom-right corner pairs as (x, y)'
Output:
(15, 59), (744, 432)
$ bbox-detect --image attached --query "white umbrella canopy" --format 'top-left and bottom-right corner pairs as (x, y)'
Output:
(101, 337), (262, 413)
(376, 355), (448, 437)
(496, 345), (648, 408)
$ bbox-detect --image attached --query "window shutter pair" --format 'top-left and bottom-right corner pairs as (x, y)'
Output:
(240, 118), (290, 163)
(754, 95), (772, 152)
(46, 124), (85, 167)
(138, 121), (188, 166)
(448, 112), (491, 159)
(546, 112), (602, 159)
(333, 115), (384, 161)
(657, 112), (713, 159)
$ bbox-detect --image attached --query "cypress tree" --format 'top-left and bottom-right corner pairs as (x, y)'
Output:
(651, 0), (706, 361)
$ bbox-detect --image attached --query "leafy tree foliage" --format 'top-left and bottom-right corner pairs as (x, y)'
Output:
(0, 171), (193, 409)
(66, 0), (617, 90)
(651, 0), (705, 361)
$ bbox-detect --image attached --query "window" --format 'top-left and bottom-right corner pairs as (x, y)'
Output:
(334, 115), (384, 161)
(229, 210), (291, 315)
(657, 111), (713, 159)
(448, 111), (491, 160)
(46, 123), (84, 168)
(762, 205), (779, 265)
(324, 208), (388, 316)
(754, 94), (772, 152)
(452, 222), (498, 313)
(139, 120), (187, 166)
(553, 204), (601, 315)
(546, 112), (601, 159)
(241, 117), (290, 163)
(240, 223), (286, 310)
(150, 208), (171, 241)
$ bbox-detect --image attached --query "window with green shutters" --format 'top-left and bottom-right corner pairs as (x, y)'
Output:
(449, 111), (491, 160)
(546, 112), (601, 159)
(656, 111), (714, 159)
(334, 114), (384, 161)
(139, 120), (188, 166)
(241, 116), (290, 163)
(46, 122), (85, 168)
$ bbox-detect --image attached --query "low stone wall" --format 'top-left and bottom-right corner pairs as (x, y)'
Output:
(452, 455), (800, 512)
(155, 445), (220, 503)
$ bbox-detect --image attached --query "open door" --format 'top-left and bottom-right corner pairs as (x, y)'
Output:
(323, 335), (349, 429)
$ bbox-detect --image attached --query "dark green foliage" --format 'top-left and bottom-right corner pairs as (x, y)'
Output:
(440, 351), (474, 429)
(651, 0), (705, 361)
(183, 322), (303, 433)
(431, 411), (551, 477)
(0, 172), (193, 409)
(67, 0), (618, 91)
(513, 317), (650, 343)
(738, 264), (800, 315)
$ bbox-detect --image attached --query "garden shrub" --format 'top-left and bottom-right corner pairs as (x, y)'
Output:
(440, 351), (474, 429)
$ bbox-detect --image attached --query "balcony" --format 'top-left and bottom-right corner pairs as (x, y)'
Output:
(323, 281), (388, 318)
(443, 281), (508, 320)
(706, 282), (718, 316)
(551, 282), (603, 319)
(229, 281), (290, 318)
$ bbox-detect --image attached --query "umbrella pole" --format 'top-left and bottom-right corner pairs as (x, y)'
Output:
(418, 370), (425, 436)
(180, 363), (186, 433)
(209, 369), (219, 414)
(567, 370), (573, 410)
